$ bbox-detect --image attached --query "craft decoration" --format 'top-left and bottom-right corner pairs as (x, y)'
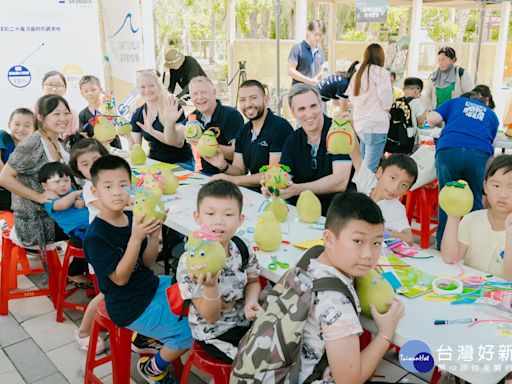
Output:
(259, 164), (290, 194)
(254, 211), (282, 252)
(356, 268), (396, 319)
(296, 190), (322, 223)
(184, 114), (203, 142)
(185, 224), (226, 277)
(196, 128), (219, 158)
(132, 184), (165, 222)
(326, 112), (356, 155)
(116, 116), (132, 135)
(91, 91), (124, 144)
(130, 144), (147, 165)
(137, 172), (163, 197)
(439, 180), (474, 217)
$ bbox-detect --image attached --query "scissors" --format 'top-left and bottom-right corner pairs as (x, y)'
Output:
(267, 255), (289, 270)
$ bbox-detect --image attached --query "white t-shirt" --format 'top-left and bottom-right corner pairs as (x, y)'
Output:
(351, 162), (410, 232)
(408, 98), (426, 147)
(83, 180), (99, 224)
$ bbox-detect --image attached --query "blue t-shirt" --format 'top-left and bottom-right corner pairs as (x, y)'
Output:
(435, 97), (499, 156)
(44, 190), (89, 236)
(84, 212), (159, 327)
(288, 40), (325, 85)
(317, 74), (349, 101)
(0, 130), (15, 165)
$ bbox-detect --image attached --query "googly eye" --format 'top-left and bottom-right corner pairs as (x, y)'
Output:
(199, 251), (206, 257)
(189, 251), (195, 257)
(371, 278), (378, 285)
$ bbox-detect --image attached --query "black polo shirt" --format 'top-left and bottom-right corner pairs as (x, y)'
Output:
(280, 115), (352, 214)
(131, 104), (191, 164)
(288, 40), (325, 85)
(235, 109), (293, 176)
(193, 100), (244, 175)
(79, 107), (122, 149)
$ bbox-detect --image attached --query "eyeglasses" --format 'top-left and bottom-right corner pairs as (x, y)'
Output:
(44, 83), (65, 89)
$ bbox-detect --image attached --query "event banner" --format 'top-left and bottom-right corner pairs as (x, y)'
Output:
(0, 0), (104, 126)
(356, 0), (388, 23)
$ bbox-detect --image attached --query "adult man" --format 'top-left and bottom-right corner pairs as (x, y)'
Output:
(287, 20), (326, 86)
(163, 76), (244, 175)
(162, 48), (207, 99)
(208, 80), (293, 190)
(267, 83), (353, 214)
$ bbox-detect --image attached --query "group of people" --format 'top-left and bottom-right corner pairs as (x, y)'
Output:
(0, 20), (510, 383)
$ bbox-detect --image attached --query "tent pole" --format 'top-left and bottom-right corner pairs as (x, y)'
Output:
(474, 0), (485, 85)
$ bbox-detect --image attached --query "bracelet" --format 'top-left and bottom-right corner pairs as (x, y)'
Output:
(378, 334), (392, 345)
(220, 163), (229, 173)
(203, 292), (221, 301)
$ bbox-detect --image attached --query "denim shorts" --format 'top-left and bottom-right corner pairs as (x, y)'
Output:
(127, 276), (193, 351)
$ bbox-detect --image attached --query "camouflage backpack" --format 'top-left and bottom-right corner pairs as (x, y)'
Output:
(230, 245), (356, 384)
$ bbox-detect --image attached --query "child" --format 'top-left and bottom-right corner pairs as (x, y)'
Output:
(350, 141), (418, 244)
(299, 192), (404, 382)
(0, 108), (36, 210)
(176, 179), (262, 363)
(390, 71), (404, 101)
(403, 77), (426, 151)
(78, 75), (122, 149)
(38, 162), (90, 286)
(441, 155), (512, 281)
(68, 136), (108, 354)
(84, 155), (192, 384)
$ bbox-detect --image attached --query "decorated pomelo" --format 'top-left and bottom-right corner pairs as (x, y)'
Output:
(356, 268), (395, 319)
(186, 225), (226, 277)
(197, 128), (219, 158)
(254, 211), (282, 252)
(139, 173), (163, 197)
(439, 180), (474, 217)
(116, 116), (132, 135)
(326, 113), (356, 155)
(260, 164), (290, 194)
(184, 114), (203, 142)
(133, 190), (165, 222)
(93, 115), (117, 143)
(296, 190), (321, 223)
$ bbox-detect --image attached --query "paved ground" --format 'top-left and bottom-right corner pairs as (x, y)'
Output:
(0, 246), (431, 384)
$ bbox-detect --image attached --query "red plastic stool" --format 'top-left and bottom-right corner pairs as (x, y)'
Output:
(85, 300), (184, 384)
(0, 233), (60, 315)
(405, 181), (439, 249)
(181, 341), (231, 384)
(0, 211), (29, 289)
(56, 242), (95, 322)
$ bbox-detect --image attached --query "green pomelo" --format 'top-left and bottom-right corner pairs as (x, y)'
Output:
(296, 190), (321, 223)
(356, 268), (395, 319)
(133, 193), (165, 222)
(326, 118), (356, 155)
(264, 166), (288, 190)
(94, 117), (117, 143)
(265, 198), (288, 222)
(186, 235), (226, 277)
(197, 131), (219, 158)
(130, 144), (147, 165)
(116, 123), (132, 135)
(439, 180), (474, 217)
(184, 122), (203, 141)
(142, 173), (163, 196)
(254, 211), (282, 252)
(161, 171), (179, 194)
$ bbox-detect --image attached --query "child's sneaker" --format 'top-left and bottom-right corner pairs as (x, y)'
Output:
(131, 332), (164, 354)
(74, 329), (105, 355)
(137, 356), (177, 384)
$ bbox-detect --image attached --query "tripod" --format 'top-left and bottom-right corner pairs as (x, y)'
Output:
(228, 61), (248, 104)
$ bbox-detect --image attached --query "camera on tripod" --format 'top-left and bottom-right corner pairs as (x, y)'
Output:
(238, 61), (247, 71)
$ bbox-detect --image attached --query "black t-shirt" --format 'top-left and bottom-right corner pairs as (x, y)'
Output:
(234, 109), (293, 175)
(84, 212), (159, 327)
(79, 107), (122, 149)
(164, 56), (207, 98)
(194, 100), (244, 175)
(131, 104), (191, 164)
(280, 116), (352, 214)
(317, 74), (350, 102)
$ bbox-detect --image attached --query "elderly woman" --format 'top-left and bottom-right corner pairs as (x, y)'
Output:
(427, 86), (499, 248)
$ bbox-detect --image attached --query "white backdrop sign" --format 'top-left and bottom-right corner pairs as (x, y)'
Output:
(0, 0), (104, 126)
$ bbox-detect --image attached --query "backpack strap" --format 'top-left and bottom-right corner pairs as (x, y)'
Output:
(232, 235), (249, 271)
(458, 66), (464, 78)
(297, 245), (325, 270)
(304, 276), (357, 384)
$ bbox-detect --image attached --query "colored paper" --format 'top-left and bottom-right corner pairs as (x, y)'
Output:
(292, 238), (324, 249)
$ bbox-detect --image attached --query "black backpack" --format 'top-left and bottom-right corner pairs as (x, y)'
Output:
(385, 96), (415, 154)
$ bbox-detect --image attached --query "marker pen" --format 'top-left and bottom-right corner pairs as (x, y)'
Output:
(434, 318), (477, 325)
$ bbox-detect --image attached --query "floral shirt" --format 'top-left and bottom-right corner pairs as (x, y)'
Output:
(299, 259), (362, 383)
(176, 239), (261, 358)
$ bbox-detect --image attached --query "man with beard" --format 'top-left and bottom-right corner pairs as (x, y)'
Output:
(163, 76), (244, 175)
(208, 80), (293, 190)
(263, 83), (353, 214)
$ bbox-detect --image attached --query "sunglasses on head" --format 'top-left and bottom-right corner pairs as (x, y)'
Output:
(438, 47), (456, 59)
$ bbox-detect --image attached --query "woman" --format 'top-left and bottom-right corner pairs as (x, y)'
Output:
(427, 47), (474, 109)
(347, 43), (393, 172)
(41, 71), (79, 138)
(0, 95), (89, 282)
(427, 86), (499, 248)
(130, 70), (194, 171)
